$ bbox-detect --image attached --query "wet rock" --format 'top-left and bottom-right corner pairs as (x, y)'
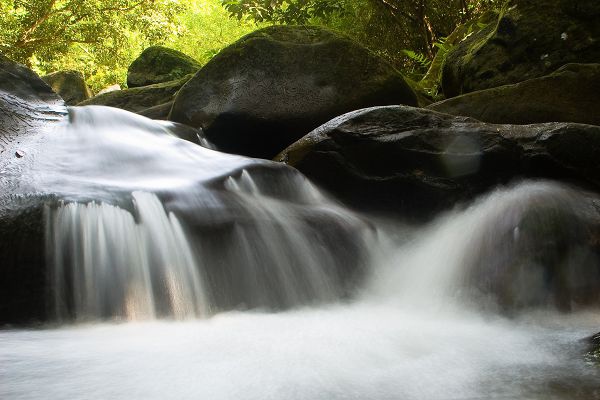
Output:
(430, 64), (600, 126)
(127, 46), (201, 88)
(277, 106), (600, 217)
(42, 70), (92, 105)
(137, 101), (174, 120)
(0, 53), (67, 325)
(169, 25), (418, 159)
(464, 185), (600, 311)
(585, 332), (600, 364)
(442, 0), (600, 97)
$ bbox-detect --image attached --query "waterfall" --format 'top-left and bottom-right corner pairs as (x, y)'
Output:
(367, 181), (600, 311)
(42, 106), (377, 321)
(47, 192), (207, 321)
(38, 106), (600, 323)
(6, 104), (600, 398)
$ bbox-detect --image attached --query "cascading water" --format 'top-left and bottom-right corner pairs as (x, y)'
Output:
(2, 106), (600, 399)
(47, 192), (207, 321)
(39, 106), (376, 321)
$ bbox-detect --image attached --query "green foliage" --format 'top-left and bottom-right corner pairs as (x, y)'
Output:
(402, 50), (431, 71)
(0, 0), (184, 92)
(222, 0), (506, 73)
(165, 1), (261, 66)
(0, 0), (260, 93)
(222, 0), (347, 24)
(0, 0), (506, 94)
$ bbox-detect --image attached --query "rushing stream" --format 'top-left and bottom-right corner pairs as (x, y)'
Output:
(1, 106), (599, 399)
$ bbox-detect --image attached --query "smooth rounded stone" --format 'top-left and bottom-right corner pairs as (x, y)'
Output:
(429, 64), (600, 126)
(127, 46), (201, 88)
(42, 70), (93, 105)
(169, 25), (418, 159)
(276, 105), (600, 217)
(442, 0), (600, 97)
(79, 75), (192, 113)
(465, 186), (600, 311)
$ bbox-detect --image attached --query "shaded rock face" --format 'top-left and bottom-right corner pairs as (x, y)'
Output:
(169, 25), (418, 159)
(277, 106), (600, 217)
(461, 183), (600, 311)
(79, 75), (191, 115)
(0, 54), (67, 325)
(42, 70), (92, 105)
(430, 64), (600, 126)
(442, 0), (600, 97)
(127, 46), (201, 88)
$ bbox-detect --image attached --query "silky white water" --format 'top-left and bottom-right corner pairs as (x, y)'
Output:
(3, 181), (600, 399)
(1, 309), (598, 400)
(2, 107), (600, 399)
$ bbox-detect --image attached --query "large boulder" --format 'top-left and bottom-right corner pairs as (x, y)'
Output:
(442, 0), (600, 97)
(42, 70), (92, 105)
(79, 75), (191, 115)
(169, 25), (418, 159)
(127, 46), (201, 88)
(276, 106), (600, 216)
(429, 64), (600, 125)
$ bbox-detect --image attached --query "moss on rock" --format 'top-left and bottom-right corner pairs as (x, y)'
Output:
(169, 25), (418, 159)
(442, 0), (600, 97)
(127, 46), (201, 88)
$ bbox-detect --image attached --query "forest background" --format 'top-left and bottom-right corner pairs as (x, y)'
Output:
(0, 0), (504, 93)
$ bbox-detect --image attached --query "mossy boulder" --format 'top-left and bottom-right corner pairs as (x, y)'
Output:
(79, 75), (192, 115)
(442, 0), (600, 97)
(169, 25), (418, 159)
(430, 64), (600, 125)
(127, 46), (201, 88)
(42, 70), (92, 105)
(276, 106), (600, 217)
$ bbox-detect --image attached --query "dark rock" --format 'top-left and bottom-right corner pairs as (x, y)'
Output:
(276, 106), (600, 217)
(0, 54), (67, 325)
(442, 0), (600, 97)
(42, 70), (92, 105)
(465, 185), (600, 311)
(79, 75), (191, 113)
(430, 64), (600, 126)
(0, 53), (64, 106)
(137, 101), (174, 120)
(127, 46), (201, 88)
(586, 332), (600, 364)
(169, 25), (418, 159)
